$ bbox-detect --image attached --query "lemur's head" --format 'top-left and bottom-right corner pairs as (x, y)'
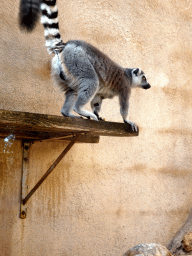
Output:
(131, 68), (151, 89)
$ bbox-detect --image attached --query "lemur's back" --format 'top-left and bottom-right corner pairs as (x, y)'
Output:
(61, 40), (125, 91)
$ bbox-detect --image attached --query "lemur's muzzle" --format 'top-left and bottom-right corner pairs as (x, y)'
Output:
(142, 84), (151, 90)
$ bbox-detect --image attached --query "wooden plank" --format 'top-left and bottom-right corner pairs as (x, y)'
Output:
(0, 109), (139, 138)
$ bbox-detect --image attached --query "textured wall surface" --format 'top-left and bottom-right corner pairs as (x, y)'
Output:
(0, 0), (192, 255)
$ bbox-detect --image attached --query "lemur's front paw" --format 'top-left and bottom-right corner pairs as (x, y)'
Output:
(124, 120), (138, 132)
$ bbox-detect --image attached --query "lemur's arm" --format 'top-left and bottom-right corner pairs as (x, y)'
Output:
(119, 88), (138, 131)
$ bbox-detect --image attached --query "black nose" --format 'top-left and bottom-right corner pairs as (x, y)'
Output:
(143, 84), (151, 89)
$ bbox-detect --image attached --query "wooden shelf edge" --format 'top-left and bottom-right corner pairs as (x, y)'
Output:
(0, 109), (139, 140)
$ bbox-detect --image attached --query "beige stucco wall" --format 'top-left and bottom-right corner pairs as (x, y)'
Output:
(1, 0), (192, 255)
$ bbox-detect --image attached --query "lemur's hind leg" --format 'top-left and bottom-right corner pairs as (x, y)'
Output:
(73, 78), (99, 121)
(64, 45), (99, 120)
(91, 94), (104, 120)
(61, 90), (81, 118)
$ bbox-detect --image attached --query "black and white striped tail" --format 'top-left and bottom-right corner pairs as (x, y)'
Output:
(40, 0), (65, 54)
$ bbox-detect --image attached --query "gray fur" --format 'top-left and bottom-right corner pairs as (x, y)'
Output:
(19, 0), (151, 131)
(52, 41), (151, 130)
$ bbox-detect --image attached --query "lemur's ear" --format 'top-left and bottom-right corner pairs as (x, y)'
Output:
(133, 68), (140, 76)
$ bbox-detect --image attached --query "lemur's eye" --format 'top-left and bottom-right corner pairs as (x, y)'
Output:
(142, 76), (146, 81)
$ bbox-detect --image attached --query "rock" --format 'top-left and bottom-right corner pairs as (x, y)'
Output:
(182, 232), (192, 252)
(167, 207), (192, 256)
(123, 243), (173, 256)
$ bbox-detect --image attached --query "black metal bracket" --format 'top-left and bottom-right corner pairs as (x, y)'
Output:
(20, 133), (83, 219)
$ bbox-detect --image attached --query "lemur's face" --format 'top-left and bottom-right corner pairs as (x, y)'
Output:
(132, 68), (151, 90)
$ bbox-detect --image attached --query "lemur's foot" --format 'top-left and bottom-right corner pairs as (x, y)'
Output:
(85, 116), (99, 121)
(93, 111), (105, 121)
(124, 120), (138, 132)
(73, 108), (98, 121)
(61, 112), (83, 119)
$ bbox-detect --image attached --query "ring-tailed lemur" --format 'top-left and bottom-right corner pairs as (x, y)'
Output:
(19, 0), (151, 131)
